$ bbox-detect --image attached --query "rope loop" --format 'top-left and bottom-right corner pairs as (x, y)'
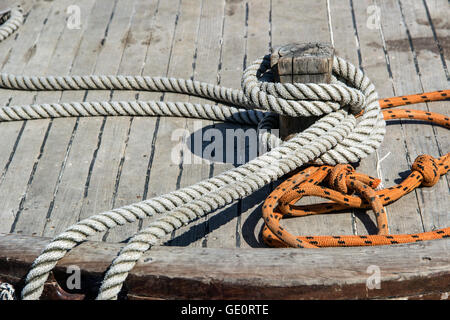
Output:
(242, 55), (367, 118)
(0, 6), (23, 42)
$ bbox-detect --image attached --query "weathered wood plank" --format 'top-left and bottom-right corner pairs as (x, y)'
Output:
(103, 0), (160, 243)
(237, 0), (272, 249)
(74, 0), (138, 242)
(12, 0), (98, 236)
(0, 0), (67, 234)
(40, 0), (120, 238)
(169, 0), (226, 247)
(348, 0), (422, 235)
(1, 233), (449, 299)
(399, 0), (449, 229)
(150, 0), (203, 246)
(134, 0), (185, 244)
(202, 0), (246, 248)
(422, 0), (449, 81)
(377, 0), (448, 233)
(0, 1), (43, 196)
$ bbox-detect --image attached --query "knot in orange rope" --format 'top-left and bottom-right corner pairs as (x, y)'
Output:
(412, 154), (440, 187)
(327, 164), (381, 194)
(328, 164), (354, 194)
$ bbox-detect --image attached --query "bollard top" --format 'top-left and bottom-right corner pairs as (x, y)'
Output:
(271, 42), (334, 83)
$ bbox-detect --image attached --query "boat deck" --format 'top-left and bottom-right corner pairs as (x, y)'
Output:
(0, 0), (448, 250)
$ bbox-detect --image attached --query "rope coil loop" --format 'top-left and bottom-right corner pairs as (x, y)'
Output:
(0, 7), (388, 300)
(0, 6), (22, 42)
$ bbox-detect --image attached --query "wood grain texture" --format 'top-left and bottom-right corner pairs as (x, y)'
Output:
(1, 233), (449, 299)
(271, 42), (333, 81)
(103, 0), (160, 243)
(377, 0), (448, 233)
(238, 0), (272, 249)
(0, 0), (64, 234)
(349, 0), (423, 236)
(38, 0), (119, 238)
(201, 0), (244, 248)
(12, 0), (98, 237)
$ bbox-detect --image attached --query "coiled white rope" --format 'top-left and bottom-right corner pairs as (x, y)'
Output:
(0, 7), (385, 300)
(0, 7), (22, 41)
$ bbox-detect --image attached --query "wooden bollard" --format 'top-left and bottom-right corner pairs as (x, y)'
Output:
(270, 42), (334, 140)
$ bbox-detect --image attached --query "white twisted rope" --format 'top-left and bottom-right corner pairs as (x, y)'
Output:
(0, 283), (15, 300)
(0, 7), (22, 42)
(0, 7), (385, 300)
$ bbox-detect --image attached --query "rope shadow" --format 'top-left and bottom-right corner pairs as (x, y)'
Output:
(163, 186), (271, 248)
(164, 201), (240, 247)
(386, 119), (449, 129)
(353, 209), (379, 235)
(184, 120), (266, 167)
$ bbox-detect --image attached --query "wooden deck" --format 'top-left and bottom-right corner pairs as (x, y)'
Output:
(0, 0), (448, 252)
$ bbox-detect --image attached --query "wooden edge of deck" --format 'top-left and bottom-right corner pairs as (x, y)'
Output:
(0, 232), (449, 300)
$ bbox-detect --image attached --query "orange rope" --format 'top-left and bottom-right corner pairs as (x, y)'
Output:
(262, 90), (450, 248)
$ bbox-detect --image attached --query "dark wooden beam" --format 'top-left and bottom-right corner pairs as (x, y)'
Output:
(0, 233), (449, 300)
